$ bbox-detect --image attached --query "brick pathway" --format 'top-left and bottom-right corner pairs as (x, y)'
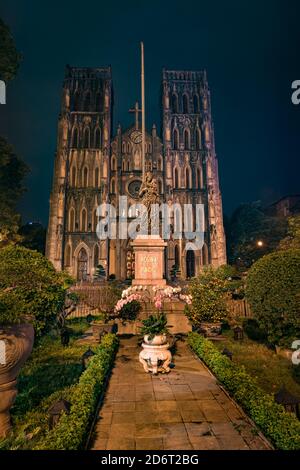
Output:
(91, 337), (271, 450)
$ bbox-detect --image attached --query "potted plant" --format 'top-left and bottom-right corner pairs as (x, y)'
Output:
(140, 312), (169, 345)
(139, 313), (172, 374)
(185, 267), (229, 337)
(0, 245), (72, 437)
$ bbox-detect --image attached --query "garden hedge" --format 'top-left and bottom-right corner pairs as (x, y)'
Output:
(35, 333), (119, 450)
(188, 332), (300, 450)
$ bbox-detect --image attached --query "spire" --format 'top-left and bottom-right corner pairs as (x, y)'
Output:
(141, 41), (145, 180)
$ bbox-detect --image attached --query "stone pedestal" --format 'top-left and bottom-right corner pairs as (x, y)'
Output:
(131, 235), (167, 287)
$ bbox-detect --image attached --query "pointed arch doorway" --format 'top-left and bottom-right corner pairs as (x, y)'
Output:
(186, 249), (195, 278)
(77, 247), (88, 281)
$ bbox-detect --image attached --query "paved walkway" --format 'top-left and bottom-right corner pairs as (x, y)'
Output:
(91, 337), (271, 450)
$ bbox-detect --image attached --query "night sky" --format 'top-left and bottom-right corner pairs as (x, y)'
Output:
(0, 0), (299, 225)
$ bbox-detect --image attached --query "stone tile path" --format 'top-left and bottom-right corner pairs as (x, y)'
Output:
(91, 337), (271, 450)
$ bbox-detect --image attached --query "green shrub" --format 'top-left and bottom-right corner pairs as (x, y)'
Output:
(119, 300), (141, 322)
(246, 249), (300, 345)
(186, 267), (229, 326)
(188, 332), (300, 450)
(243, 318), (267, 342)
(35, 333), (118, 450)
(0, 245), (73, 334)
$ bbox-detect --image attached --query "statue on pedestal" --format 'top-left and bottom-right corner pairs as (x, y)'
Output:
(138, 171), (160, 233)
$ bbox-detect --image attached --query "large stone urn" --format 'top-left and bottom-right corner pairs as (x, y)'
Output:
(0, 323), (34, 437)
(139, 334), (172, 375)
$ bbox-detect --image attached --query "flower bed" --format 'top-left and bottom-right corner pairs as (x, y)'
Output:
(188, 332), (300, 450)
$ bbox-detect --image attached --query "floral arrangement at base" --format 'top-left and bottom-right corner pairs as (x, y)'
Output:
(114, 285), (192, 319)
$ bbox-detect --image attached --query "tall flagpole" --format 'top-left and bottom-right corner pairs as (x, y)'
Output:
(141, 41), (145, 180)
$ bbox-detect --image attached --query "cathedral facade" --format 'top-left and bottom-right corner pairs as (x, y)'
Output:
(46, 66), (226, 281)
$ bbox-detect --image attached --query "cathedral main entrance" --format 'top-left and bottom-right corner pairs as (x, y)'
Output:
(77, 248), (88, 281)
(186, 250), (195, 278)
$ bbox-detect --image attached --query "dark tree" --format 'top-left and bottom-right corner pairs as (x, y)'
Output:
(0, 137), (28, 244)
(278, 215), (300, 250)
(0, 18), (21, 82)
(227, 202), (287, 267)
(19, 222), (46, 253)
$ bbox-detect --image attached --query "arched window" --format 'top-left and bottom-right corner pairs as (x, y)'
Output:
(95, 128), (101, 148)
(69, 208), (75, 231)
(186, 250), (195, 278)
(195, 129), (201, 150)
(81, 208), (87, 232)
(174, 168), (179, 188)
(94, 244), (99, 268)
(84, 128), (90, 148)
(111, 156), (116, 171)
(77, 247), (88, 281)
(65, 245), (71, 267)
(122, 159), (125, 171)
(111, 177), (116, 194)
(73, 91), (80, 111)
(158, 179), (162, 194)
(173, 129), (179, 150)
(193, 94), (199, 113)
(95, 92), (101, 111)
(127, 161), (130, 171)
(186, 167), (191, 188)
(197, 168), (201, 189)
(84, 92), (90, 110)
(184, 129), (190, 149)
(182, 94), (189, 114)
(174, 245), (180, 268)
(93, 209), (98, 232)
(82, 167), (88, 187)
(72, 128), (78, 147)
(157, 156), (162, 171)
(122, 142), (126, 153)
(71, 167), (76, 187)
(127, 143), (131, 153)
(95, 167), (99, 187)
(172, 94), (178, 113)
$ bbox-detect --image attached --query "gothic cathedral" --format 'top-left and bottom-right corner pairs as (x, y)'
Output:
(46, 66), (226, 281)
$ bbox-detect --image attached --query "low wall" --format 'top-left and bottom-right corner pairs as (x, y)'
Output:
(68, 283), (252, 331)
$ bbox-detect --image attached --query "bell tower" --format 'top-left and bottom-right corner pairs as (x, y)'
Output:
(46, 66), (113, 279)
(162, 69), (226, 275)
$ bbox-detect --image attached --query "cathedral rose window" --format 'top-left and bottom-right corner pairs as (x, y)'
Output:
(128, 179), (142, 199)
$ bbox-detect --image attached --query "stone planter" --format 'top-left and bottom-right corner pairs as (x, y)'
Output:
(91, 321), (115, 341)
(139, 334), (171, 375)
(144, 333), (167, 346)
(199, 321), (222, 337)
(0, 323), (34, 438)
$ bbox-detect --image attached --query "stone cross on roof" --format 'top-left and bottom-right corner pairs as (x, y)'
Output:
(129, 101), (142, 130)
